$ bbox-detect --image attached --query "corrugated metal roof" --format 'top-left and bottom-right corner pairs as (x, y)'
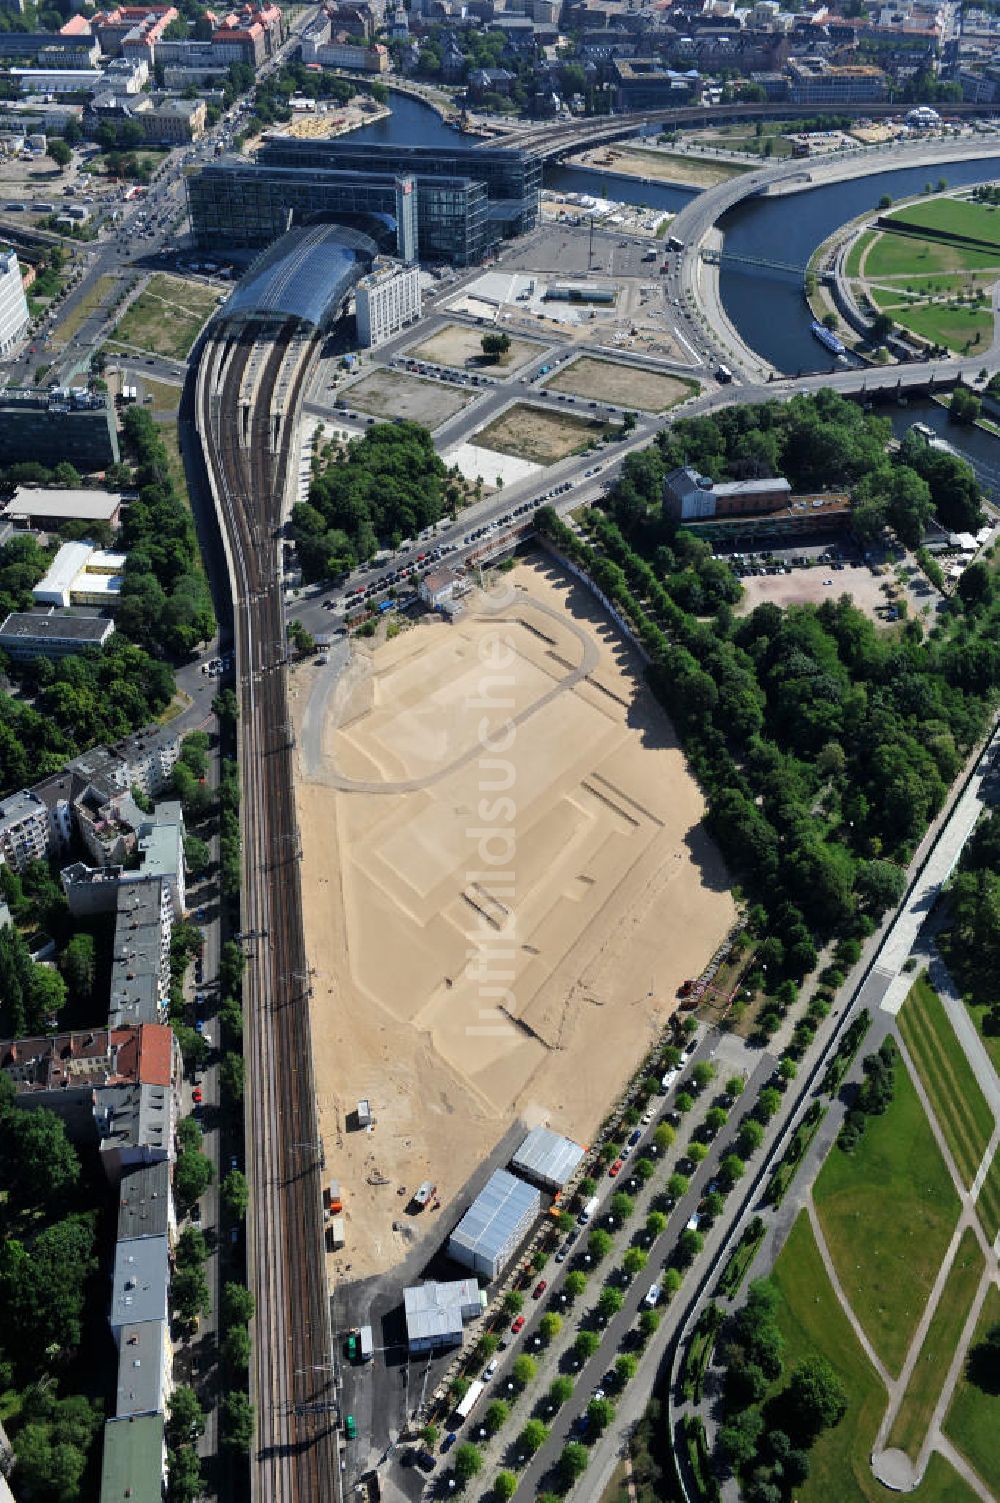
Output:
(511, 1126), (584, 1189)
(404, 1278), (482, 1343)
(448, 1169), (540, 1269)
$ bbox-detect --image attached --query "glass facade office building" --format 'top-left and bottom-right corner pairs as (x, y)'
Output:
(187, 138), (541, 266)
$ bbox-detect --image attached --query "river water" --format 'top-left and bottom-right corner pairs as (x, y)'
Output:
(371, 90), (1000, 436)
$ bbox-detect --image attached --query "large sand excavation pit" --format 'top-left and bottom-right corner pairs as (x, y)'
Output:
(293, 558), (735, 1279)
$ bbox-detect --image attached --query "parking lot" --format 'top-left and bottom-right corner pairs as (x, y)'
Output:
(724, 540), (939, 623)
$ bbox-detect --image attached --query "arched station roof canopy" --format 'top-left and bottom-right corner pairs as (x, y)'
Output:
(218, 222), (380, 331)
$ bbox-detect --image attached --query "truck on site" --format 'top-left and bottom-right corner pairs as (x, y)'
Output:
(411, 1181), (436, 1210)
(579, 1195), (600, 1224)
(454, 1379), (486, 1423)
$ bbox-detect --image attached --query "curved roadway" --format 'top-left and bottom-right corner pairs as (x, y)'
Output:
(666, 134), (1000, 378)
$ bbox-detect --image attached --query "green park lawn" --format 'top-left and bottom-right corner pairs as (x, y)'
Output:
(898, 975), (995, 1187)
(813, 1060), (960, 1377)
(975, 1146), (1000, 1244)
(875, 271), (996, 297)
(845, 229), (876, 279)
(888, 197), (1000, 249)
(944, 1281), (1000, 1495)
(863, 232), (1000, 280)
(871, 286), (911, 310)
(769, 1212), (981, 1503)
(887, 1227), (985, 1460)
(890, 299), (993, 353)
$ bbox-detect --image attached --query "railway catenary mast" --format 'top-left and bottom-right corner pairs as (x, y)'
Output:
(194, 226), (367, 1503)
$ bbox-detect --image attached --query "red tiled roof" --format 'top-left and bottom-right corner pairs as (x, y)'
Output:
(136, 1023), (173, 1086)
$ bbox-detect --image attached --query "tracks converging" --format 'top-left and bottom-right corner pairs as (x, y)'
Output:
(196, 320), (340, 1503)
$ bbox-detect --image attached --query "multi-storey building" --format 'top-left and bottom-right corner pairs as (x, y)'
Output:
(189, 137), (540, 264)
(355, 257), (422, 346)
(0, 788), (54, 871)
(0, 385), (119, 469)
(787, 57), (889, 102)
(0, 249), (29, 356)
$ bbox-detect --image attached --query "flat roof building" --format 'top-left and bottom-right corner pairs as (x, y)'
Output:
(98, 1413), (165, 1503)
(108, 878), (172, 1030)
(355, 257), (421, 348)
(32, 540), (125, 608)
(0, 609), (114, 658)
(0, 389), (119, 471)
(0, 247), (28, 356)
(115, 1316), (170, 1417)
(116, 1160), (173, 1243)
(4, 485), (123, 529)
(110, 1235), (170, 1338)
(511, 1126), (585, 1191)
(448, 1168), (541, 1281)
(403, 1278), (485, 1353)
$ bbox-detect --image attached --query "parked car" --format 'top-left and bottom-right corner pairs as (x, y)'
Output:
(511, 1315), (526, 1334)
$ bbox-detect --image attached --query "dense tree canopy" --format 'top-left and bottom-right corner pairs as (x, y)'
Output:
(292, 422), (450, 580)
(117, 406), (214, 654)
(536, 390), (996, 956)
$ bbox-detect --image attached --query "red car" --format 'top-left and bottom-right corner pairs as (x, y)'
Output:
(533, 1280), (547, 1299)
(192, 1088), (203, 1104)
(609, 1158), (623, 1177)
(511, 1315), (525, 1334)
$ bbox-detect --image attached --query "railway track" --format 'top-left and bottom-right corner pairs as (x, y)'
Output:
(196, 320), (340, 1503)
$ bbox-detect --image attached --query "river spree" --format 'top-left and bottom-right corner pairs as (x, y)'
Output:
(374, 92), (1000, 372)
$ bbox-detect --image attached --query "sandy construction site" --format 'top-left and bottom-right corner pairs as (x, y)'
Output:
(292, 558), (735, 1278)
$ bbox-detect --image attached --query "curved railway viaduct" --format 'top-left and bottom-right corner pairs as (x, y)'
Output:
(195, 291), (342, 1503)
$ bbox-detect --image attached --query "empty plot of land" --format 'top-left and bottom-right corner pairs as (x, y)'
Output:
(544, 356), (696, 412)
(813, 1060), (960, 1378)
(342, 369), (471, 427)
(887, 1227), (985, 1460)
(570, 145), (748, 188)
(294, 557), (735, 1278)
(899, 975), (995, 1187)
(408, 322), (542, 371)
(113, 273), (222, 361)
(474, 403), (616, 465)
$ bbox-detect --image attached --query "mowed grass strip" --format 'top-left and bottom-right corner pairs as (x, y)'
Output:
(892, 300), (993, 354)
(769, 1212), (980, 1503)
(944, 1280), (1000, 1496)
(887, 1228), (985, 1460)
(887, 197), (1000, 249)
(975, 1145), (1000, 1243)
(899, 975), (994, 1187)
(863, 231), (1000, 279)
(845, 228), (876, 279)
(813, 1059), (960, 1377)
